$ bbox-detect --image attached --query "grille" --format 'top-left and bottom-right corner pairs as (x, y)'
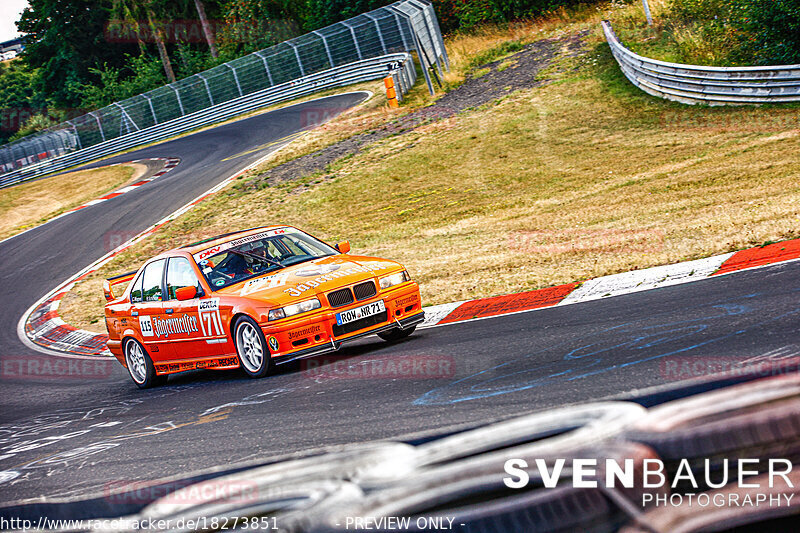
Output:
(333, 310), (388, 337)
(353, 281), (377, 301)
(327, 288), (354, 308)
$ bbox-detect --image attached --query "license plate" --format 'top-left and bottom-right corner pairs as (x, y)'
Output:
(336, 300), (385, 326)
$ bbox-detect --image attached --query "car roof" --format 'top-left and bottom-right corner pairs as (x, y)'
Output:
(177, 225), (289, 255)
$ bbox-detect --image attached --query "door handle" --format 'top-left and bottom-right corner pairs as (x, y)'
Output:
(165, 309), (174, 314)
(132, 311), (139, 317)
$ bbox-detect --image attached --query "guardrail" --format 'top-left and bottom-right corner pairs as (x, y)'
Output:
(602, 20), (800, 106)
(0, 0), (447, 187)
(0, 54), (416, 188)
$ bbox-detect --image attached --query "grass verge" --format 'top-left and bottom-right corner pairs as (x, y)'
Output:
(61, 1), (800, 333)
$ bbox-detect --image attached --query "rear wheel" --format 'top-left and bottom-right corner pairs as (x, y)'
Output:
(378, 325), (416, 342)
(124, 338), (167, 389)
(234, 316), (272, 378)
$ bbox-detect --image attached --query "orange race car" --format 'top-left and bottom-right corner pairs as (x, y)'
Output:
(103, 226), (424, 388)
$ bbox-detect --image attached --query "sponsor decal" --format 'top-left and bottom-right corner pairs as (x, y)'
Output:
(394, 294), (419, 308)
(198, 298), (224, 337)
(138, 315), (154, 337)
(288, 324), (322, 340)
(268, 336), (279, 352)
(152, 315), (199, 338)
(283, 262), (391, 298)
(241, 272), (290, 296)
(155, 356), (238, 374)
(196, 245), (222, 261)
(294, 264), (340, 277)
(193, 228), (288, 262)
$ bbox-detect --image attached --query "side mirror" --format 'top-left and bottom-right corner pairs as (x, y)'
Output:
(336, 241), (351, 254)
(175, 286), (198, 301)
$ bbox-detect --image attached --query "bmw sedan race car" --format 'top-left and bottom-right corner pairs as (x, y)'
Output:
(103, 226), (425, 388)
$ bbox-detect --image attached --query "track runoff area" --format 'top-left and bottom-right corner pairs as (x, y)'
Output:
(1, 93), (799, 530)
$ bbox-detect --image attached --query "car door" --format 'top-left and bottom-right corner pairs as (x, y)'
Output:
(130, 258), (171, 361)
(163, 255), (224, 360)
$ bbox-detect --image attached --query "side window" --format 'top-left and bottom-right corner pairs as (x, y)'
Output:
(141, 259), (165, 302)
(130, 273), (143, 304)
(166, 257), (200, 300)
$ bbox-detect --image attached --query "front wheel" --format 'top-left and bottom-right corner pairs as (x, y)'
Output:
(124, 338), (167, 389)
(378, 325), (416, 342)
(234, 316), (272, 378)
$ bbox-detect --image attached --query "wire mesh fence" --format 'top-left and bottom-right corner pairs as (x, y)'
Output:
(0, 0), (447, 184)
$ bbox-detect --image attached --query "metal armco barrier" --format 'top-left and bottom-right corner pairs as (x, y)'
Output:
(0, 54), (416, 188)
(0, 0), (446, 186)
(602, 20), (800, 106)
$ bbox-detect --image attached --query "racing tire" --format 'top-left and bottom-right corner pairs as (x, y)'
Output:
(378, 325), (416, 342)
(124, 338), (167, 389)
(234, 316), (272, 378)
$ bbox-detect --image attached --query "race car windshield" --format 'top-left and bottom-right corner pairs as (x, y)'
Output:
(196, 229), (337, 290)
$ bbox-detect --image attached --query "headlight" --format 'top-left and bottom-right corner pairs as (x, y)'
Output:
(268, 298), (321, 321)
(380, 271), (410, 290)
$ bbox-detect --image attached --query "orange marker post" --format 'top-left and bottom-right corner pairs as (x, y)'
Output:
(384, 76), (399, 108)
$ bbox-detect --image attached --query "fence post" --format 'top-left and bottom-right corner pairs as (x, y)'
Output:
(313, 31), (335, 68)
(391, 12), (410, 50)
(410, 0), (444, 78)
(286, 41), (306, 77)
(642, 0), (653, 25)
(225, 63), (244, 96)
(196, 73), (214, 106)
(254, 51), (274, 86)
(89, 112), (106, 142)
(341, 21), (363, 60)
(364, 13), (388, 54)
(389, 6), (433, 94)
(115, 102), (140, 134)
(425, 2), (449, 70)
(168, 84), (186, 116)
(66, 121), (82, 150)
(142, 94), (158, 125)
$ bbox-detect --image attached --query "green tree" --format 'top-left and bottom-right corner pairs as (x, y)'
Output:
(17, 0), (140, 108)
(735, 0), (800, 65)
(218, 0), (306, 56)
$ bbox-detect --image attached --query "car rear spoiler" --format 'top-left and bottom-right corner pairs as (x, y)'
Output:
(103, 270), (137, 301)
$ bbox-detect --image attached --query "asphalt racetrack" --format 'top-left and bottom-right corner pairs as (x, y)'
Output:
(1, 91), (799, 504)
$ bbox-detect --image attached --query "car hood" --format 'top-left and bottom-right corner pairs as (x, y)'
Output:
(215, 255), (403, 305)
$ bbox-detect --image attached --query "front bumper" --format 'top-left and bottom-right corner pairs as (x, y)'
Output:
(260, 281), (424, 365)
(271, 311), (425, 366)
